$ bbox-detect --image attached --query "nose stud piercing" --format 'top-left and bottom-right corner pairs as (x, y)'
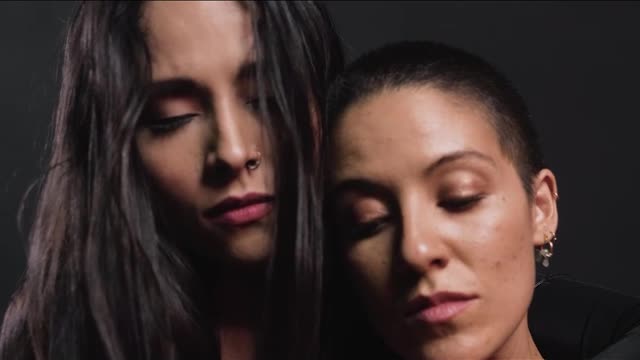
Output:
(245, 151), (262, 171)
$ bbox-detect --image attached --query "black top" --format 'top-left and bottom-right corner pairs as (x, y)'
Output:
(530, 274), (640, 359)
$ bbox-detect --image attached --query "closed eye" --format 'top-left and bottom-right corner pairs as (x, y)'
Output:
(244, 96), (260, 112)
(145, 113), (199, 134)
(438, 194), (484, 212)
(342, 215), (392, 242)
(244, 96), (279, 118)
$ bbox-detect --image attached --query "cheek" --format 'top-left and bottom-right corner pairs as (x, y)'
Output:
(466, 194), (536, 317)
(346, 241), (389, 287)
(473, 198), (534, 272)
(136, 127), (206, 208)
(344, 236), (395, 321)
(458, 189), (533, 260)
(480, 224), (535, 290)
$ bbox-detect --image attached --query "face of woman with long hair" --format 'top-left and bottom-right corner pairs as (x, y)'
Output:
(330, 86), (558, 359)
(136, 1), (274, 265)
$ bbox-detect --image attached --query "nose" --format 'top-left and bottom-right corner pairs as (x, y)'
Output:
(399, 198), (450, 274)
(205, 99), (260, 184)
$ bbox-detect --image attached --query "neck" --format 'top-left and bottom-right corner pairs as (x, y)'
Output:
(218, 325), (257, 360)
(212, 262), (266, 360)
(490, 314), (542, 360)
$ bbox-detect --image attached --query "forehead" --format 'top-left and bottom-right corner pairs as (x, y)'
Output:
(142, 1), (253, 82)
(331, 86), (505, 181)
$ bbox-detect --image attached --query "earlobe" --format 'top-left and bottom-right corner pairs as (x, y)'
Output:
(531, 169), (559, 246)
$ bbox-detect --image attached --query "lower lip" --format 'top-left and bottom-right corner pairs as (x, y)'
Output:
(413, 299), (475, 324)
(208, 202), (272, 226)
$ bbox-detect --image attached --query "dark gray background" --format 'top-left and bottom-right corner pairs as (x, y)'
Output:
(1, 1), (639, 317)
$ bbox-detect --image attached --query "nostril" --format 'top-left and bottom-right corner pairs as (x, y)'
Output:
(431, 258), (447, 269)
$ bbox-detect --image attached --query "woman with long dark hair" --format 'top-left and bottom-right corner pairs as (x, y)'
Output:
(0, 2), (342, 360)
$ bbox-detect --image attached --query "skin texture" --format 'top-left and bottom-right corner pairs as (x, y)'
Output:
(136, 3), (275, 359)
(330, 86), (558, 360)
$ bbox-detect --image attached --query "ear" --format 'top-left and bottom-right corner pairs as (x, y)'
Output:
(531, 169), (559, 246)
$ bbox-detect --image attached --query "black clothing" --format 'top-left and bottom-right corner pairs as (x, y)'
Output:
(531, 274), (640, 359)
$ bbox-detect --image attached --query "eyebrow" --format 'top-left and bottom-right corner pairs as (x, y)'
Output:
(147, 78), (211, 103)
(331, 150), (496, 197)
(236, 61), (257, 83)
(147, 59), (257, 99)
(424, 150), (496, 176)
(329, 178), (392, 204)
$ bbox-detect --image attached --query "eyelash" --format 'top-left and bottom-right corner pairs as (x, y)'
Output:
(343, 215), (391, 241)
(146, 113), (198, 134)
(438, 194), (484, 212)
(244, 96), (279, 116)
(338, 194), (483, 241)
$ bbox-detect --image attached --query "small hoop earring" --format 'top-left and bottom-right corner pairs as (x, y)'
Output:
(536, 231), (557, 268)
(245, 151), (262, 171)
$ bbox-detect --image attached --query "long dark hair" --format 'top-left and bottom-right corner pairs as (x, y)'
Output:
(0, 2), (343, 360)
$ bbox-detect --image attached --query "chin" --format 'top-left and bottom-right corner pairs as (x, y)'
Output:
(401, 329), (495, 360)
(409, 345), (487, 360)
(417, 346), (487, 360)
(223, 229), (272, 265)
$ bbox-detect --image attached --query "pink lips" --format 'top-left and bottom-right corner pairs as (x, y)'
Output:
(204, 193), (273, 226)
(405, 291), (477, 324)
